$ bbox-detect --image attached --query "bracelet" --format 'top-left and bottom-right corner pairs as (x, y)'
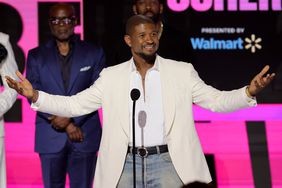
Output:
(246, 86), (255, 98)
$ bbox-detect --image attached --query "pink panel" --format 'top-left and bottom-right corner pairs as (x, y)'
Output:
(98, 108), (103, 126)
(6, 153), (42, 184)
(167, 0), (189, 12)
(196, 121), (254, 187)
(5, 97), (35, 153)
(266, 122), (282, 186)
(193, 104), (282, 121)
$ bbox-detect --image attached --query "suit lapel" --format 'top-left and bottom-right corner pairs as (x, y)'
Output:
(159, 56), (176, 136)
(67, 42), (81, 93)
(45, 42), (65, 92)
(118, 61), (131, 138)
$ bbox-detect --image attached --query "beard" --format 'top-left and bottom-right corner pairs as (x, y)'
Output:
(136, 52), (156, 65)
(144, 11), (161, 23)
(54, 33), (73, 42)
(51, 28), (75, 42)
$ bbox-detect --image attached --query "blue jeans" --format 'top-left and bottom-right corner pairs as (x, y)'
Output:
(117, 152), (184, 188)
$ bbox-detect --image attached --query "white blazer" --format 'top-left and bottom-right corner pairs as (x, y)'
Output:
(33, 56), (256, 187)
(0, 32), (18, 137)
(0, 32), (18, 188)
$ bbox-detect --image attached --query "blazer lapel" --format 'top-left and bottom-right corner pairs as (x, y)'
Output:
(67, 43), (81, 93)
(45, 42), (65, 92)
(159, 56), (176, 136)
(118, 61), (131, 139)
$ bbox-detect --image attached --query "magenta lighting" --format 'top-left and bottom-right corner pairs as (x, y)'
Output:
(167, 0), (282, 11)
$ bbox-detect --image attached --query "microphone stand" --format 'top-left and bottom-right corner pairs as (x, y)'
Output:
(132, 98), (137, 188)
(130, 89), (140, 188)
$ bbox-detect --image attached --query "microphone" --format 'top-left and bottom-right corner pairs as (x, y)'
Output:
(130, 88), (140, 101)
(0, 43), (8, 64)
(138, 110), (147, 187)
(130, 88), (140, 188)
(138, 110), (147, 128)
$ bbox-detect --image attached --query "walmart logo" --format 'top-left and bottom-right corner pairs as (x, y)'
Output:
(190, 38), (244, 50)
(245, 34), (262, 53)
(191, 35), (262, 53)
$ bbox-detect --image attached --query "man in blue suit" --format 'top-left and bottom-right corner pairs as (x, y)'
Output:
(26, 3), (105, 188)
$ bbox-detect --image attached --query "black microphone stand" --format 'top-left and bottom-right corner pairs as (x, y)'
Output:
(130, 88), (140, 188)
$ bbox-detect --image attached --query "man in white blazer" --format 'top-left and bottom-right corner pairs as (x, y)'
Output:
(0, 32), (18, 188)
(6, 15), (275, 188)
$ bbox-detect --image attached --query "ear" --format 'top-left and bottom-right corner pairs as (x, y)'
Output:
(159, 4), (164, 14)
(124, 35), (132, 47)
(48, 21), (52, 29)
(73, 17), (78, 26)
(132, 5), (137, 15)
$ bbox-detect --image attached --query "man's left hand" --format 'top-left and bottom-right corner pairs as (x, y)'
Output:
(248, 65), (275, 97)
(48, 116), (71, 130)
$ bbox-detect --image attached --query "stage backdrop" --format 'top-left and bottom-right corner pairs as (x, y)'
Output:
(1, 0), (282, 187)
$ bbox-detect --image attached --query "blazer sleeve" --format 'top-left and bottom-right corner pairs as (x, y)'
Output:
(0, 34), (18, 116)
(189, 64), (256, 112)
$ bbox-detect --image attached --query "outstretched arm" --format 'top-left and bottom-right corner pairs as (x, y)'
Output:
(246, 65), (275, 97)
(6, 69), (103, 118)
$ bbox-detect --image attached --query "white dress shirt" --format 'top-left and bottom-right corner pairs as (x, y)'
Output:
(129, 58), (166, 147)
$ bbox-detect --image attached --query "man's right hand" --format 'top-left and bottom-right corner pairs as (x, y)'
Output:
(5, 70), (38, 102)
(65, 123), (84, 142)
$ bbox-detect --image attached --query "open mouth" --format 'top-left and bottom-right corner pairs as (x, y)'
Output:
(145, 11), (154, 17)
(143, 44), (156, 52)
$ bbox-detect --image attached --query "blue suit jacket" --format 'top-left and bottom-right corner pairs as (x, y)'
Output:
(26, 37), (105, 153)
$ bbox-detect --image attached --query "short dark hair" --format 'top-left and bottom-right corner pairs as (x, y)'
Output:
(49, 3), (76, 18)
(133, 0), (164, 4)
(125, 15), (155, 35)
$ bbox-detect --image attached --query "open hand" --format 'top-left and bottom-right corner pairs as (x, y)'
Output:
(5, 70), (37, 101)
(248, 65), (275, 96)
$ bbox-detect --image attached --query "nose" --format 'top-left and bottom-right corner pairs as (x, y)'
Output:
(145, 3), (151, 10)
(145, 35), (154, 43)
(59, 21), (65, 26)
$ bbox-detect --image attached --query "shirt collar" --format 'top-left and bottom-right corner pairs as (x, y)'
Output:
(130, 55), (160, 72)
